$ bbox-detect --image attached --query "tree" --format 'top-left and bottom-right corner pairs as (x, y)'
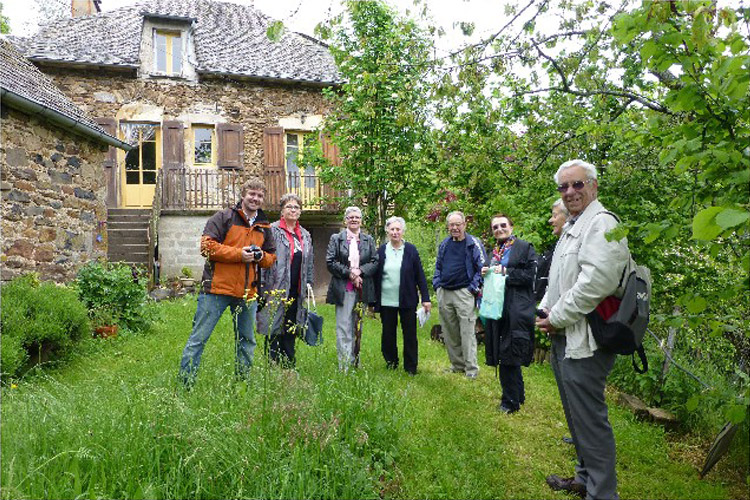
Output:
(313, 0), (434, 239)
(0, 2), (10, 34)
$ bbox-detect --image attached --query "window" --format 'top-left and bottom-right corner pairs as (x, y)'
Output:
(193, 126), (215, 166)
(121, 123), (158, 185)
(154, 30), (182, 75)
(285, 132), (315, 188)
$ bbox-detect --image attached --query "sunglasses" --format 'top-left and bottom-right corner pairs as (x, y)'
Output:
(492, 223), (510, 230)
(557, 179), (593, 193)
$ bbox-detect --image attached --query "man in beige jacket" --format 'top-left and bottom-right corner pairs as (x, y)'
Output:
(537, 159), (630, 500)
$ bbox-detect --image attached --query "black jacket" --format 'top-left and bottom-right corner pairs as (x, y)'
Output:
(484, 238), (538, 367)
(535, 246), (554, 302)
(374, 242), (431, 311)
(325, 230), (379, 306)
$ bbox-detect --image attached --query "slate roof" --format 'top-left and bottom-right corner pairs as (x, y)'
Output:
(0, 38), (111, 137)
(11, 0), (340, 85)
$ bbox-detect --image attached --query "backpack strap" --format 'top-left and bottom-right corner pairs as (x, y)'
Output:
(632, 345), (648, 374)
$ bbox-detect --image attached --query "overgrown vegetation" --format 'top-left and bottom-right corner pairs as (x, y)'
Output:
(74, 261), (150, 332)
(1, 298), (745, 499)
(0, 274), (91, 378)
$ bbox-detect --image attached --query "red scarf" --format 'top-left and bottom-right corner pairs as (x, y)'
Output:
(279, 218), (304, 255)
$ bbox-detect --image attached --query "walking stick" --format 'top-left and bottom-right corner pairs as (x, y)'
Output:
(352, 287), (363, 367)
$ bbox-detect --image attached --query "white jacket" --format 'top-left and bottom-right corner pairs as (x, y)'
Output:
(540, 199), (630, 359)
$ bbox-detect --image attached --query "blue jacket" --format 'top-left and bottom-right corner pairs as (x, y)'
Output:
(374, 242), (431, 311)
(433, 233), (486, 295)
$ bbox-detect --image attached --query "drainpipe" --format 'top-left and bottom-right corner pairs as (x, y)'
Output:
(1, 88), (133, 151)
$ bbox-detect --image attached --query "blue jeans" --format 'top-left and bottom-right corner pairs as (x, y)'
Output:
(179, 293), (258, 385)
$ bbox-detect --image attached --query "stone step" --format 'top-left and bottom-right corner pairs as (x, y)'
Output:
(109, 233), (150, 244)
(108, 208), (151, 217)
(108, 252), (150, 264)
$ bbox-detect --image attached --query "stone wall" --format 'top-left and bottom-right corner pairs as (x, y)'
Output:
(1, 107), (109, 282)
(157, 213), (208, 280)
(40, 66), (332, 176)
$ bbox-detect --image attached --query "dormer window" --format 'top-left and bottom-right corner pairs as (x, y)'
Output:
(154, 29), (183, 75)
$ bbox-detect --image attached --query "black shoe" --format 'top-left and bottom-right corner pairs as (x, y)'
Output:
(545, 474), (586, 499)
(562, 436), (574, 445)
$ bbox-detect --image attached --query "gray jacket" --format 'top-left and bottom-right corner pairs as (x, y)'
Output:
(325, 230), (379, 305)
(257, 221), (314, 336)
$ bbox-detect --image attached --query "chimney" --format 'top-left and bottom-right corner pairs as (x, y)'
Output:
(71, 0), (101, 17)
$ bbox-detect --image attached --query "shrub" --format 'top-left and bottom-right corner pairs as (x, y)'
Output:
(74, 261), (150, 332)
(1, 274), (91, 378)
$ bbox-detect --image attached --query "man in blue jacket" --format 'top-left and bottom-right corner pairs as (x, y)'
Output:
(433, 211), (486, 379)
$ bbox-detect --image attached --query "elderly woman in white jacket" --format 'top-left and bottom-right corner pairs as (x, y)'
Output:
(257, 193), (314, 368)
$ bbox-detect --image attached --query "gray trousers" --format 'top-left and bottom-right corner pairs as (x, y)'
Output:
(552, 334), (619, 500)
(335, 290), (359, 370)
(437, 287), (479, 376)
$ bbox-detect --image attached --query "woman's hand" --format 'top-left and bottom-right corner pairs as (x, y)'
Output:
(495, 265), (507, 275)
(422, 302), (432, 314)
(481, 266), (489, 276)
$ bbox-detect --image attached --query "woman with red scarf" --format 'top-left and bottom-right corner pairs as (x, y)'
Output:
(481, 214), (538, 414)
(257, 193), (313, 368)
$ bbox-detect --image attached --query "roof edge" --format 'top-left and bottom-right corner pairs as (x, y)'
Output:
(197, 70), (341, 88)
(1, 88), (133, 151)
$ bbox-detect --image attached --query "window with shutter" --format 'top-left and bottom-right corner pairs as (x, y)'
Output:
(193, 125), (216, 167)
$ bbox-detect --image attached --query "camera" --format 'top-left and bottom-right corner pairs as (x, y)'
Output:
(535, 308), (548, 319)
(248, 245), (263, 261)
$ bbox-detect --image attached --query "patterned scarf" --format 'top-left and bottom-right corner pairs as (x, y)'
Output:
(492, 236), (515, 266)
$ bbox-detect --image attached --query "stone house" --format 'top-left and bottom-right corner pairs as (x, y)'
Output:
(9, 0), (344, 293)
(1, 38), (132, 282)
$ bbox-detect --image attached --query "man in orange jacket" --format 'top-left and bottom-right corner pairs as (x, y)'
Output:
(179, 177), (276, 386)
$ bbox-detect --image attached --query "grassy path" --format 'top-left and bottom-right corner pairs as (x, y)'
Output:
(1, 297), (743, 499)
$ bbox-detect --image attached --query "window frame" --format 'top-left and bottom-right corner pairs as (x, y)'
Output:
(153, 29), (183, 76)
(192, 125), (217, 167)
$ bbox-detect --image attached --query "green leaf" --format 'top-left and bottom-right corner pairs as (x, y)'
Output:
(685, 295), (707, 314)
(715, 208), (750, 230)
(686, 395), (700, 412)
(266, 21), (284, 42)
(726, 404), (747, 424)
(692, 206), (724, 240)
(605, 225), (628, 242)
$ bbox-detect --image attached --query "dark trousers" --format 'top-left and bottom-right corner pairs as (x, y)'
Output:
(269, 298), (298, 368)
(498, 364), (524, 411)
(380, 306), (418, 374)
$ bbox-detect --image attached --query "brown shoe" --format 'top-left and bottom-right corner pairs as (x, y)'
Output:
(546, 474), (586, 498)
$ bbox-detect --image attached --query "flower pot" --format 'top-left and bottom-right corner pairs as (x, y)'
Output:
(94, 325), (118, 339)
(180, 277), (196, 288)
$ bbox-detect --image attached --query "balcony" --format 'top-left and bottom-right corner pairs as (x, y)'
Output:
(159, 168), (339, 212)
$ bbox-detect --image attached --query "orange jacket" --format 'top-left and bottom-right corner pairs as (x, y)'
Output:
(199, 205), (276, 299)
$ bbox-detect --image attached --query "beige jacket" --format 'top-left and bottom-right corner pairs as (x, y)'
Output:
(540, 199), (630, 359)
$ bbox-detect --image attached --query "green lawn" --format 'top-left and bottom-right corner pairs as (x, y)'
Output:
(1, 296), (744, 499)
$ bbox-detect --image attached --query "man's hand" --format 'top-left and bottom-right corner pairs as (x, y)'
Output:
(242, 246), (260, 263)
(535, 309), (558, 335)
(422, 302), (432, 314)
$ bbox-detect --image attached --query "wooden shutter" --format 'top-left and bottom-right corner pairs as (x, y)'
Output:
(263, 127), (284, 208)
(217, 123), (244, 169)
(96, 117), (118, 208)
(162, 121), (184, 170)
(320, 133), (342, 210)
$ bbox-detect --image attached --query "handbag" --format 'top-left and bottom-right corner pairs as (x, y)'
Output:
(478, 271), (506, 320)
(304, 283), (324, 346)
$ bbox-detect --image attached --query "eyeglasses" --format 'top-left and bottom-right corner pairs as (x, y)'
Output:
(346, 215), (361, 220)
(492, 223), (510, 230)
(284, 205), (301, 211)
(557, 179), (594, 193)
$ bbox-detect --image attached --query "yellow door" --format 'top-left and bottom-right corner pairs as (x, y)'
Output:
(286, 132), (319, 208)
(119, 123), (161, 207)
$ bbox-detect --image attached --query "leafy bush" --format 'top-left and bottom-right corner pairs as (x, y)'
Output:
(1, 274), (91, 378)
(74, 261), (150, 332)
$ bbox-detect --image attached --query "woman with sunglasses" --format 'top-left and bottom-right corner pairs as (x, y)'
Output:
(257, 193), (314, 368)
(326, 206), (378, 370)
(481, 214), (538, 414)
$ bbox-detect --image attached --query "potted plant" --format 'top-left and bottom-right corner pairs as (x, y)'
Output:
(91, 306), (119, 339)
(180, 266), (195, 288)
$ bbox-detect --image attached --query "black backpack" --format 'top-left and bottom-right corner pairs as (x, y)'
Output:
(585, 213), (651, 373)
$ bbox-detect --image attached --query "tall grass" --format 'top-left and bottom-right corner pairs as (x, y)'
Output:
(1, 296), (744, 499)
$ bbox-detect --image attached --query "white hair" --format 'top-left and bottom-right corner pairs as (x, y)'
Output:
(446, 211), (465, 224)
(343, 206), (362, 220)
(385, 216), (406, 232)
(554, 159), (598, 184)
(552, 198), (570, 216)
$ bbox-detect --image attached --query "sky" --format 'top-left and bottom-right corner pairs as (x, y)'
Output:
(3, 0), (541, 57)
